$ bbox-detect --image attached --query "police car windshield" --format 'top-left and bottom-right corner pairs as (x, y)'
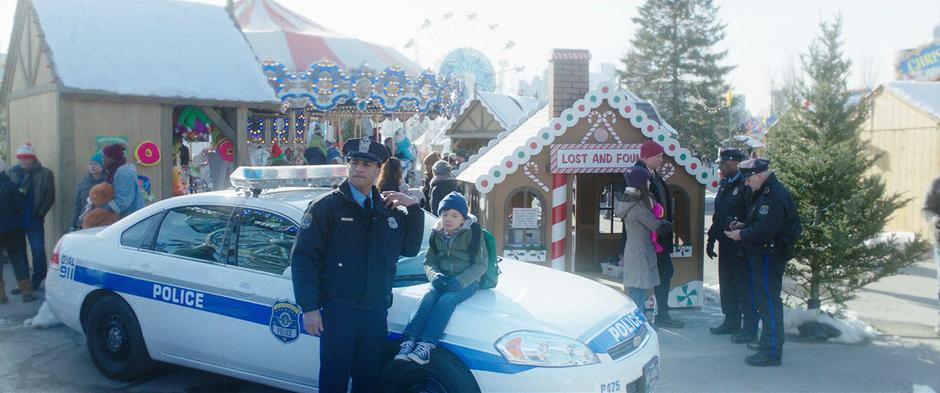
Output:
(394, 210), (436, 287)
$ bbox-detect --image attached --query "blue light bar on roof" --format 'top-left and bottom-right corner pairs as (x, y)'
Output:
(230, 165), (347, 190)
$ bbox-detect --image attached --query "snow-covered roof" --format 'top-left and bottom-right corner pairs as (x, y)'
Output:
(457, 81), (719, 193)
(884, 81), (940, 120)
(476, 92), (543, 131)
(724, 134), (765, 148)
(31, 0), (279, 104)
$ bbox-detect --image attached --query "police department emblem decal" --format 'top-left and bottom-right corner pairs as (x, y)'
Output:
(388, 217), (398, 229)
(270, 301), (301, 343)
(759, 205), (769, 215)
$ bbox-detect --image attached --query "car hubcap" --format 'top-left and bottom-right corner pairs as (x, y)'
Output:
(102, 315), (128, 357)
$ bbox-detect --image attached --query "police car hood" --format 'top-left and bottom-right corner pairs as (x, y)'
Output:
(393, 259), (638, 348)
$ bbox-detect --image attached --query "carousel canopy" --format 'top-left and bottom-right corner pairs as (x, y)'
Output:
(235, 0), (422, 75)
(28, 0), (278, 104)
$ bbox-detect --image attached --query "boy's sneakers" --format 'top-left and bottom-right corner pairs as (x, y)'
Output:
(407, 342), (435, 365)
(394, 340), (415, 362)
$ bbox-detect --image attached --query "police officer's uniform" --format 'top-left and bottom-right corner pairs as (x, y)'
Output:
(737, 159), (800, 366)
(291, 138), (424, 392)
(706, 149), (756, 338)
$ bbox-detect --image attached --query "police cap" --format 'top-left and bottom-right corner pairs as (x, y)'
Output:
(739, 158), (770, 177)
(715, 148), (747, 163)
(343, 137), (390, 164)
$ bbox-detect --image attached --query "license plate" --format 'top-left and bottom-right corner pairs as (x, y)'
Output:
(643, 356), (660, 393)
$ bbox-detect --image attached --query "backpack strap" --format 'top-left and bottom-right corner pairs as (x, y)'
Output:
(469, 222), (482, 264)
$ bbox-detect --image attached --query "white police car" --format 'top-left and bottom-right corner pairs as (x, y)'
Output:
(46, 166), (659, 393)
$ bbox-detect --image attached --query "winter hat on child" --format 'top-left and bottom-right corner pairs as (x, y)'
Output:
(15, 143), (36, 159)
(623, 166), (652, 188)
(432, 160), (452, 176)
(438, 191), (468, 218)
(89, 151), (104, 167)
(639, 140), (664, 159)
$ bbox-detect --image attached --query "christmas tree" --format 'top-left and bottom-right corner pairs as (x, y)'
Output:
(767, 17), (930, 309)
(618, 0), (734, 157)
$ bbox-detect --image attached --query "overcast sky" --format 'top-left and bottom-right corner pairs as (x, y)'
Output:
(1, 0), (938, 114)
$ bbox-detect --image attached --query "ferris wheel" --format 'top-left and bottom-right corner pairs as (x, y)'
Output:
(403, 13), (525, 97)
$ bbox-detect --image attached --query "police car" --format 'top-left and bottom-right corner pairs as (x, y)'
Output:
(45, 165), (660, 393)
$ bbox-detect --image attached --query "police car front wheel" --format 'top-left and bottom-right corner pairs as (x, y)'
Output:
(380, 347), (479, 393)
(84, 295), (157, 381)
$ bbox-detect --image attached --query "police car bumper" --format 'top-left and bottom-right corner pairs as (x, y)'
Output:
(473, 330), (660, 393)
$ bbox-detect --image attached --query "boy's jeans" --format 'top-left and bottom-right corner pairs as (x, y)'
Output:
(403, 281), (479, 344)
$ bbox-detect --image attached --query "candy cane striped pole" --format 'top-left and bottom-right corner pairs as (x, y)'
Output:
(551, 173), (567, 271)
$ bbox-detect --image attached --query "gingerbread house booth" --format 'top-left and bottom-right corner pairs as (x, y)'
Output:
(455, 51), (718, 308)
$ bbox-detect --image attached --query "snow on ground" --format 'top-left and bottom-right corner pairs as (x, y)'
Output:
(914, 384), (938, 393)
(707, 282), (878, 344)
(23, 302), (62, 329)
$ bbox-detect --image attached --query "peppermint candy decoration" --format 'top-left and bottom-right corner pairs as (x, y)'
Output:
(660, 162), (676, 180)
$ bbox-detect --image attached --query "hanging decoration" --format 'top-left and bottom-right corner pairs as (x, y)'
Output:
(262, 60), (464, 117)
(217, 140), (235, 162)
(134, 140), (161, 166)
(175, 106), (213, 142)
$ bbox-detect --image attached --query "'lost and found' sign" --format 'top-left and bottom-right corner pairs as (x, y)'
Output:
(550, 144), (642, 173)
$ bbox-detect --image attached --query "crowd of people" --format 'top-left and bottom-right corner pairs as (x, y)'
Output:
(0, 142), (144, 304)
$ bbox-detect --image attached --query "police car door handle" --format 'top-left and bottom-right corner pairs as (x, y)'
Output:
(131, 263), (152, 274)
(232, 282), (255, 296)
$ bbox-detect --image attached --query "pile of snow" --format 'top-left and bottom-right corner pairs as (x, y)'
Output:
(913, 384), (937, 393)
(864, 231), (917, 248)
(784, 306), (878, 344)
(702, 283), (721, 308)
(23, 302), (62, 329)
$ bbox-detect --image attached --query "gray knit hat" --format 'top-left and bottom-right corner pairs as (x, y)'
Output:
(432, 160), (452, 176)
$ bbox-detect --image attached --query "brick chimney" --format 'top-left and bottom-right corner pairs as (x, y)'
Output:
(549, 49), (591, 118)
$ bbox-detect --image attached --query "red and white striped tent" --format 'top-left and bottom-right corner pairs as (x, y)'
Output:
(234, 0), (422, 74)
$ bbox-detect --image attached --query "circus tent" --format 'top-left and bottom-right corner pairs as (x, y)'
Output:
(233, 0), (422, 74)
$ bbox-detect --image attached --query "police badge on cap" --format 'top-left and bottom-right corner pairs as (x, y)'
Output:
(343, 138), (390, 164)
(739, 158), (770, 177)
(715, 148), (747, 163)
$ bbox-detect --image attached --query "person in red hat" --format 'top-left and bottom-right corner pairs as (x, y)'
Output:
(5, 142), (55, 293)
(632, 140), (685, 328)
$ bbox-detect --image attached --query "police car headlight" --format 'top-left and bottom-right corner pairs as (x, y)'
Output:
(494, 331), (599, 367)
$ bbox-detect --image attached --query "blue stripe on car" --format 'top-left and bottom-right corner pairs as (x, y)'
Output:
(71, 264), (534, 374)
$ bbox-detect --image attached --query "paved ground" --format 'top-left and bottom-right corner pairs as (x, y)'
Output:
(2, 258), (939, 393)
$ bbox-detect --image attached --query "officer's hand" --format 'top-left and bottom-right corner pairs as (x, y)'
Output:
(706, 241), (717, 259)
(729, 220), (745, 230)
(724, 229), (742, 241)
(382, 191), (418, 208)
(303, 310), (324, 336)
(431, 274), (447, 291)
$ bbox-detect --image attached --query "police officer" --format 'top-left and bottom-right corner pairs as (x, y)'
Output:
(291, 138), (425, 392)
(725, 158), (800, 367)
(706, 149), (756, 342)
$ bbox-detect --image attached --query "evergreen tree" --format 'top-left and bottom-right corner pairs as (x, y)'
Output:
(618, 0), (734, 156)
(768, 17), (930, 309)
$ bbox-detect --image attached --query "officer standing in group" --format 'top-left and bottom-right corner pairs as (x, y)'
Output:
(291, 138), (425, 392)
(725, 158), (800, 367)
(706, 149), (757, 344)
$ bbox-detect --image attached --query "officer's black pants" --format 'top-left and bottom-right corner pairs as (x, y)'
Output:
(319, 302), (388, 393)
(748, 253), (785, 358)
(654, 252), (674, 315)
(718, 241), (755, 330)
(0, 232), (30, 282)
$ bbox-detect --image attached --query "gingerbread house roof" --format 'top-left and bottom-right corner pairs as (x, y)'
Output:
(456, 81), (719, 193)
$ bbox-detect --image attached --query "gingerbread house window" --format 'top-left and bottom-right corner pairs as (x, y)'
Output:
(504, 187), (545, 250)
(599, 183), (624, 234)
(669, 185), (691, 246)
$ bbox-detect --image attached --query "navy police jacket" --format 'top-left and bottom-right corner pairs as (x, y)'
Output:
(290, 180), (424, 312)
(708, 172), (749, 244)
(740, 173), (800, 255)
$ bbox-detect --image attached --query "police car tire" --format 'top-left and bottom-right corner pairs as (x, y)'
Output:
(84, 295), (157, 381)
(380, 347), (480, 393)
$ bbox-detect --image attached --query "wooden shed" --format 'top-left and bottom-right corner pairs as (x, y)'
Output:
(444, 91), (541, 154)
(862, 81), (940, 237)
(0, 0), (280, 249)
(456, 50), (719, 308)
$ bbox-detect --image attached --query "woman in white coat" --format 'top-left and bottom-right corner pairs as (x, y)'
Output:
(615, 166), (672, 310)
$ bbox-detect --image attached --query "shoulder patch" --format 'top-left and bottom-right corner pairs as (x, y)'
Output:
(759, 204), (769, 215)
(388, 216), (398, 229)
(301, 211), (313, 229)
(732, 188), (739, 196)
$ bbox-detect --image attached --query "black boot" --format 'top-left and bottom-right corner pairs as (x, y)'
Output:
(653, 313), (685, 329)
(745, 351), (781, 367)
(710, 319), (741, 335)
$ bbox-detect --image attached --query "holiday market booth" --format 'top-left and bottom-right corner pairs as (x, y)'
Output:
(0, 0), (280, 244)
(457, 80), (719, 309)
